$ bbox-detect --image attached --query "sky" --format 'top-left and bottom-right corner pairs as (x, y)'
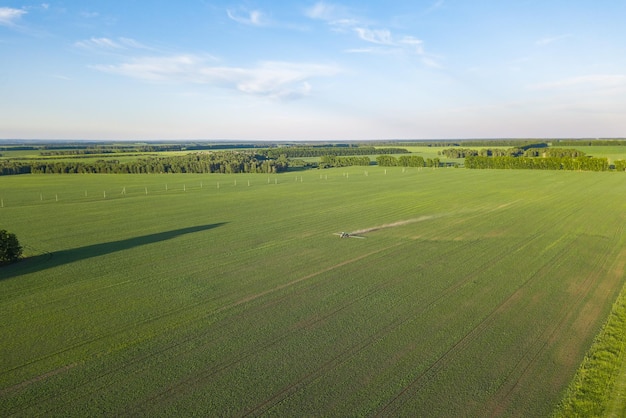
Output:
(1, 1), (625, 141)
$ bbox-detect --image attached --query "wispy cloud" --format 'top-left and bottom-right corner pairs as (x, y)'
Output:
(91, 55), (341, 100)
(226, 8), (268, 26)
(305, 1), (439, 66)
(0, 7), (27, 27)
(344, 47), (396, 55)
(399, 36), (425, 54)
(536, 34), (572, 46)
(74, 37), (150, 51)
(354, 28), (393, 45)
(305, 2), (357, 31)
(305, 2), (341, 21)
(352, 24), (439, 67)
(425, 0), (445, 14)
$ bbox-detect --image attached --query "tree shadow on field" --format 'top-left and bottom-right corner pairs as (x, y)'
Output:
(0, 223), (227, 281)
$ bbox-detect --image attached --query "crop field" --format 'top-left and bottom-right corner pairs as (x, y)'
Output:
(570, 146), (626, 163)
(1, 167), (626, 416)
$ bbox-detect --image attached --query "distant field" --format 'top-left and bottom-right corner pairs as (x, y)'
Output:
(568, 145), (626, 162)
(0, 150), (190, 163)
(1, 168), (626, 416)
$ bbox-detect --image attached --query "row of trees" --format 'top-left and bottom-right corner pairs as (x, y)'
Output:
(0, 152), (290, 175)
(319, 155), (370, 168)
(440, 147), (586, 159)
(260, 146), (408, 159)
(464, 155), (610, 171)
(38, 143), (263, 155)
(554, 140), (626, 147)
(439, 148), (524, 158)
(523, 148), (585, 158)
(376, 155), (442, 167)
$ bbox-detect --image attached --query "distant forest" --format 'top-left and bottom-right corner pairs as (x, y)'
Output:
(464, 155), (615, 171)
(439, 146), (624, 171)
(2, 140), (626, 175)
(0, 146), (407, 175)
(0, 153), (288, 175)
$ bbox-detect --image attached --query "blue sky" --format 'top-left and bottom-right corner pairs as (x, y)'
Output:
(1, 1), (625, 140)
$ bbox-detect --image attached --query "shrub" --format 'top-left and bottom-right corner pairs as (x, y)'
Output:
(0, 229), (23, 264)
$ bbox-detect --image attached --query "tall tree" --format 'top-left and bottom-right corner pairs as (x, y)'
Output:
(0, 229), (22, 264)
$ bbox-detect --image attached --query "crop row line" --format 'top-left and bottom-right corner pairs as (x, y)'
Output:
(243, 238), (528, 415)
(106, 237), (481, 415)
(374, 229), (555, 416)
(485, 229), (623, 416)
(11, 244), (403, 416)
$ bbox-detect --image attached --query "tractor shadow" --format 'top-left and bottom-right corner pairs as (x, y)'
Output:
(0, 223), (227, 281)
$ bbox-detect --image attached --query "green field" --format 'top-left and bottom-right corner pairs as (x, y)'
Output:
(2, 168), (626, 416)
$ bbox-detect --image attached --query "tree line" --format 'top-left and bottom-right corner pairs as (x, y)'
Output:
(440, 147), (586, 159)
(319, 155), (370, 168)
(439, 148), (523, 158)
(376, 155), (442, 167)
(38, 143), (265, 155)
(260, 146), (408, 159)
(0, 152), (289, 175)
(554, 139), (626, 147)
(464, 155), (610, 171)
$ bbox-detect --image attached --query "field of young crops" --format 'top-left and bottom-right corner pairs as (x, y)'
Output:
(1, 167), (626, 416)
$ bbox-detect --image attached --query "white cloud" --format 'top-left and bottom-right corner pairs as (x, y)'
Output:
(227, 8), (268, 26)
(305, 2), (339, 20)
(354, 28), (393, 45)
(74, 37), (150, 51)
(91, 55), (341, 100)
(305, 2), (356, 30)
(344, 47), (396, 55)
(75, 37), (122, 49)
(304, 2), (437, 65)
(400, 36), (425, 54)
(0, 7), (26, 27)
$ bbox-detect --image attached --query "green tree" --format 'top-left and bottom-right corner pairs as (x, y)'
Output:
(0, 229), (23, 264)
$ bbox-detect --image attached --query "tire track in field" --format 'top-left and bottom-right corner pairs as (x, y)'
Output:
(349, 215), (440, 236)
(490, 222), (626, 414)
(2, 228), (348, 390)
(10, 244), (357, 416)
(0, 363), (79, 398)
(1, 207), (483, 412)
(9, 237), (402, 416)
(17, 289), (303, 417)
(374, 231), (564, 417)
(485, 234), (625, 416)
(240, 236), (539, 416)
(123, 237), (487, 416)
(218, 243), (404, 313)
(110, 243), (413, 416)
(4, 205), (520, 414)
(3, 240), (341, 413)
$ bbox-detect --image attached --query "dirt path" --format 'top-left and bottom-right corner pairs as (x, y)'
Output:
(350, 216), (438, 236)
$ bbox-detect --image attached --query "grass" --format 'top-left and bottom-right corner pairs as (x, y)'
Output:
(554, 279), (626, 417)
(569, 145), (626, 163)
(1, 167), (626, 416)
